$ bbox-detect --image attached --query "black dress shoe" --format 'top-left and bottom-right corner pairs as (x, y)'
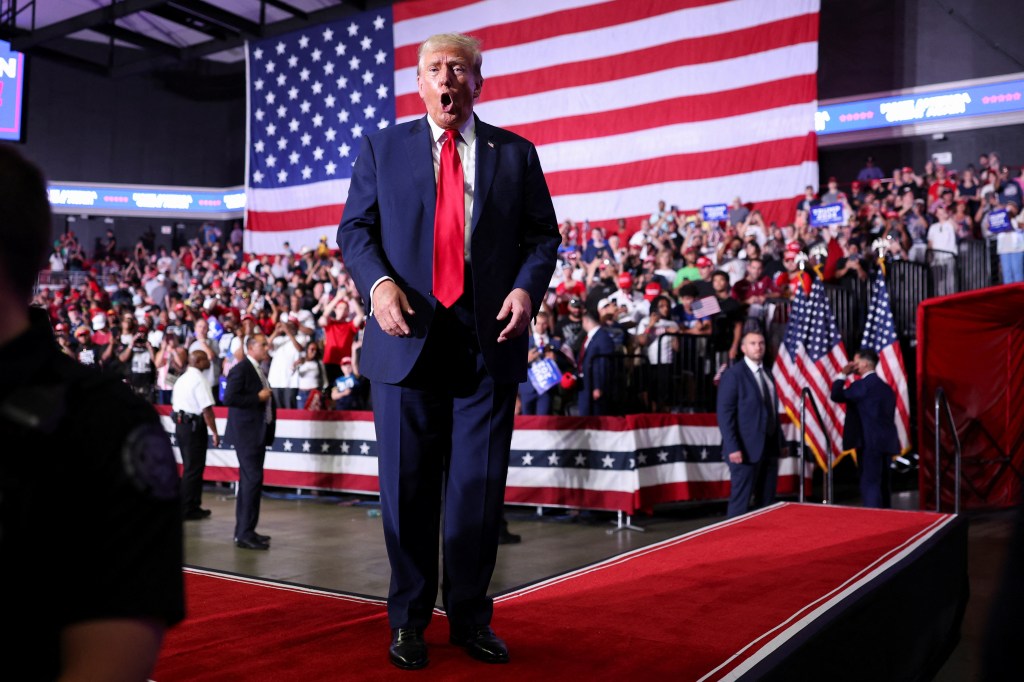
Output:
(389, 628), (428, 670)
(450, 626), (509, 664)
(183, 508), (212, 520)
(497, 530), (521, 545)
(254, 533), (271, 543)
(234, 538), (270, 550)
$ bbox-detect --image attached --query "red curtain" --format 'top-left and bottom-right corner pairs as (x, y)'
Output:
(917, 283), (1024, 510)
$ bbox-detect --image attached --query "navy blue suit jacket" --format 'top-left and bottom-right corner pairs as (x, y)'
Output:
(581, 327), (616, 395)
(831, 373), (899, 455)
(716, 360), (781, 463)
(223, 360), (276, 448)
(337, 115), (560, 385)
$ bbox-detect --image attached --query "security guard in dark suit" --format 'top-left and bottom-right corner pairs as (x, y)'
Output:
(831, 348), (900, 508)
(223, 334), (276, 550)
(717, 331), (784, 518)
(0, 146), (184, 680)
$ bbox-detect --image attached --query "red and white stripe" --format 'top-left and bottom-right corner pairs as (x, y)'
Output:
(876, 343), (912, 454)
(393, 0), (820, 234)
(246, 0), (820, 254)
(245, 179), (349, 255)
(774, 342), (847, 470)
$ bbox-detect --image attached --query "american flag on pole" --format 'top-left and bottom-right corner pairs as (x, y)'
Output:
(861, 267), (912, 454)
(245, 0), (820, 253)
(772, 280), (848, 469)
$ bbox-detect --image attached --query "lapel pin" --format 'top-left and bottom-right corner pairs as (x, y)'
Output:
(487, 141), (494, 148)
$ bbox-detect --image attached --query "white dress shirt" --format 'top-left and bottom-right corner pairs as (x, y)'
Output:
(743, 355), (776, 406)
(171, 366), (215, 416)
(425, 114), (476, 262)
(369, 115), (478, 304)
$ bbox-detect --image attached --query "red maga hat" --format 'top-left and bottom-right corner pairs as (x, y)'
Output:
(644, 282), (662, 301)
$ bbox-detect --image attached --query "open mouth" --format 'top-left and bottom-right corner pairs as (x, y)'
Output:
(440, 93), (453, 109)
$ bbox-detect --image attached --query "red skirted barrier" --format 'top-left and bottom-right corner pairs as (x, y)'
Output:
(917, 283), (1024, 510)
(158, 407), (813, 514)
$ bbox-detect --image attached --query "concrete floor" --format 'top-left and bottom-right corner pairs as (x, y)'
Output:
(183, 483), (1016, 680)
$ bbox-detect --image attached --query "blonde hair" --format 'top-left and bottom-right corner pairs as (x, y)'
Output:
(417, 33), (483, 78)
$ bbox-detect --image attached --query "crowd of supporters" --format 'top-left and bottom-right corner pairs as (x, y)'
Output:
(33, 150), (1023, 416)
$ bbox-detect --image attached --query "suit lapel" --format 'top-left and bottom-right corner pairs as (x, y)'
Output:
(404, 116), (438, 220)
(472, 115), (497, 234)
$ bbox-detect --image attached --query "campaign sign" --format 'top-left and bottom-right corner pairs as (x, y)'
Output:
(988, 209), (1011, 234)
(335, 375), (357, 392)
(810, 202), (845, 227)
(702, 204), (729, 222)
(0, 40), (25, 141)
(528, 358), (561, 394)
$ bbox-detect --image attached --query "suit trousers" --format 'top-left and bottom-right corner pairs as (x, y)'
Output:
(372, 299), (517, 631)
(176, 418), (208, 513)
(725, 436), (779, 518)
(234, 443), (266, 542)
(859, 447), (892, 509)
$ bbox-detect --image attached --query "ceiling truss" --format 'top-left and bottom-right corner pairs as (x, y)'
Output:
(0, 1), (383, 79)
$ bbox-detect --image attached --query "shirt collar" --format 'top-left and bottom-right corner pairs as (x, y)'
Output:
(426, 114), (476, 148)
(743, 355), (763, 374)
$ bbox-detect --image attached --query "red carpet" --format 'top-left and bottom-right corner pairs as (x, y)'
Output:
(153, 504), (964, 681)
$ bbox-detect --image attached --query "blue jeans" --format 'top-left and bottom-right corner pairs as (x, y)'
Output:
(1000, 251), (1024, 284)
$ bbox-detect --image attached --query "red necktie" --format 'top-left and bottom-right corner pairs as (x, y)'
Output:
(433, 129), (465, 307)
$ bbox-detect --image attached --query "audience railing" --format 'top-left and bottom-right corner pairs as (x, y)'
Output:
(35, 269), (91, 292)
(933, 387), (962, 514)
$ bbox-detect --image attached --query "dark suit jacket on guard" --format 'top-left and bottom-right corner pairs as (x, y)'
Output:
(578, 326), (616, 415)
(224, 359), (276, 448)
(716, 360), (782, 463)
(830, 372), (899, 456)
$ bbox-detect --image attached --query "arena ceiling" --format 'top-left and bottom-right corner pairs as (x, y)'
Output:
(0, 0), (394, 78)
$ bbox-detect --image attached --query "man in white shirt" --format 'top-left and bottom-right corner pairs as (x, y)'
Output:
(267, 313), (306, 408)
(171, 351), (219, 520)
(927, 205), (959, 295)
(188, 317), (219, 390)
(927, 206), (958, 257)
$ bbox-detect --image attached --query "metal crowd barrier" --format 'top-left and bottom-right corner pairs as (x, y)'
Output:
(596, 334), (717, 415)
(933, 387), (962, 514)
(35, 269), (92, 292)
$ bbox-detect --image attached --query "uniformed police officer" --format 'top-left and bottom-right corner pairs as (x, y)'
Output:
(171, 350), (220, 519)
(0, 145), (184, 680)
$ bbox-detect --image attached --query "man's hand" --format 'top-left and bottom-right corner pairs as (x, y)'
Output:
(258, 387), (272, 402)
(211, 433), (220, 448)
(373, 280), (414, 337)
(496, 288), (532, 343)
(728, 450), (743, 464)
(592, 388), (602, 400)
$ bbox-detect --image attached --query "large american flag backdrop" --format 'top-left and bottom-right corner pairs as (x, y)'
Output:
(158, 408), (810, 513)
(773, 280), (848, 470)
(244, 0), (821, 254)
(861, 267), (912, 454)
